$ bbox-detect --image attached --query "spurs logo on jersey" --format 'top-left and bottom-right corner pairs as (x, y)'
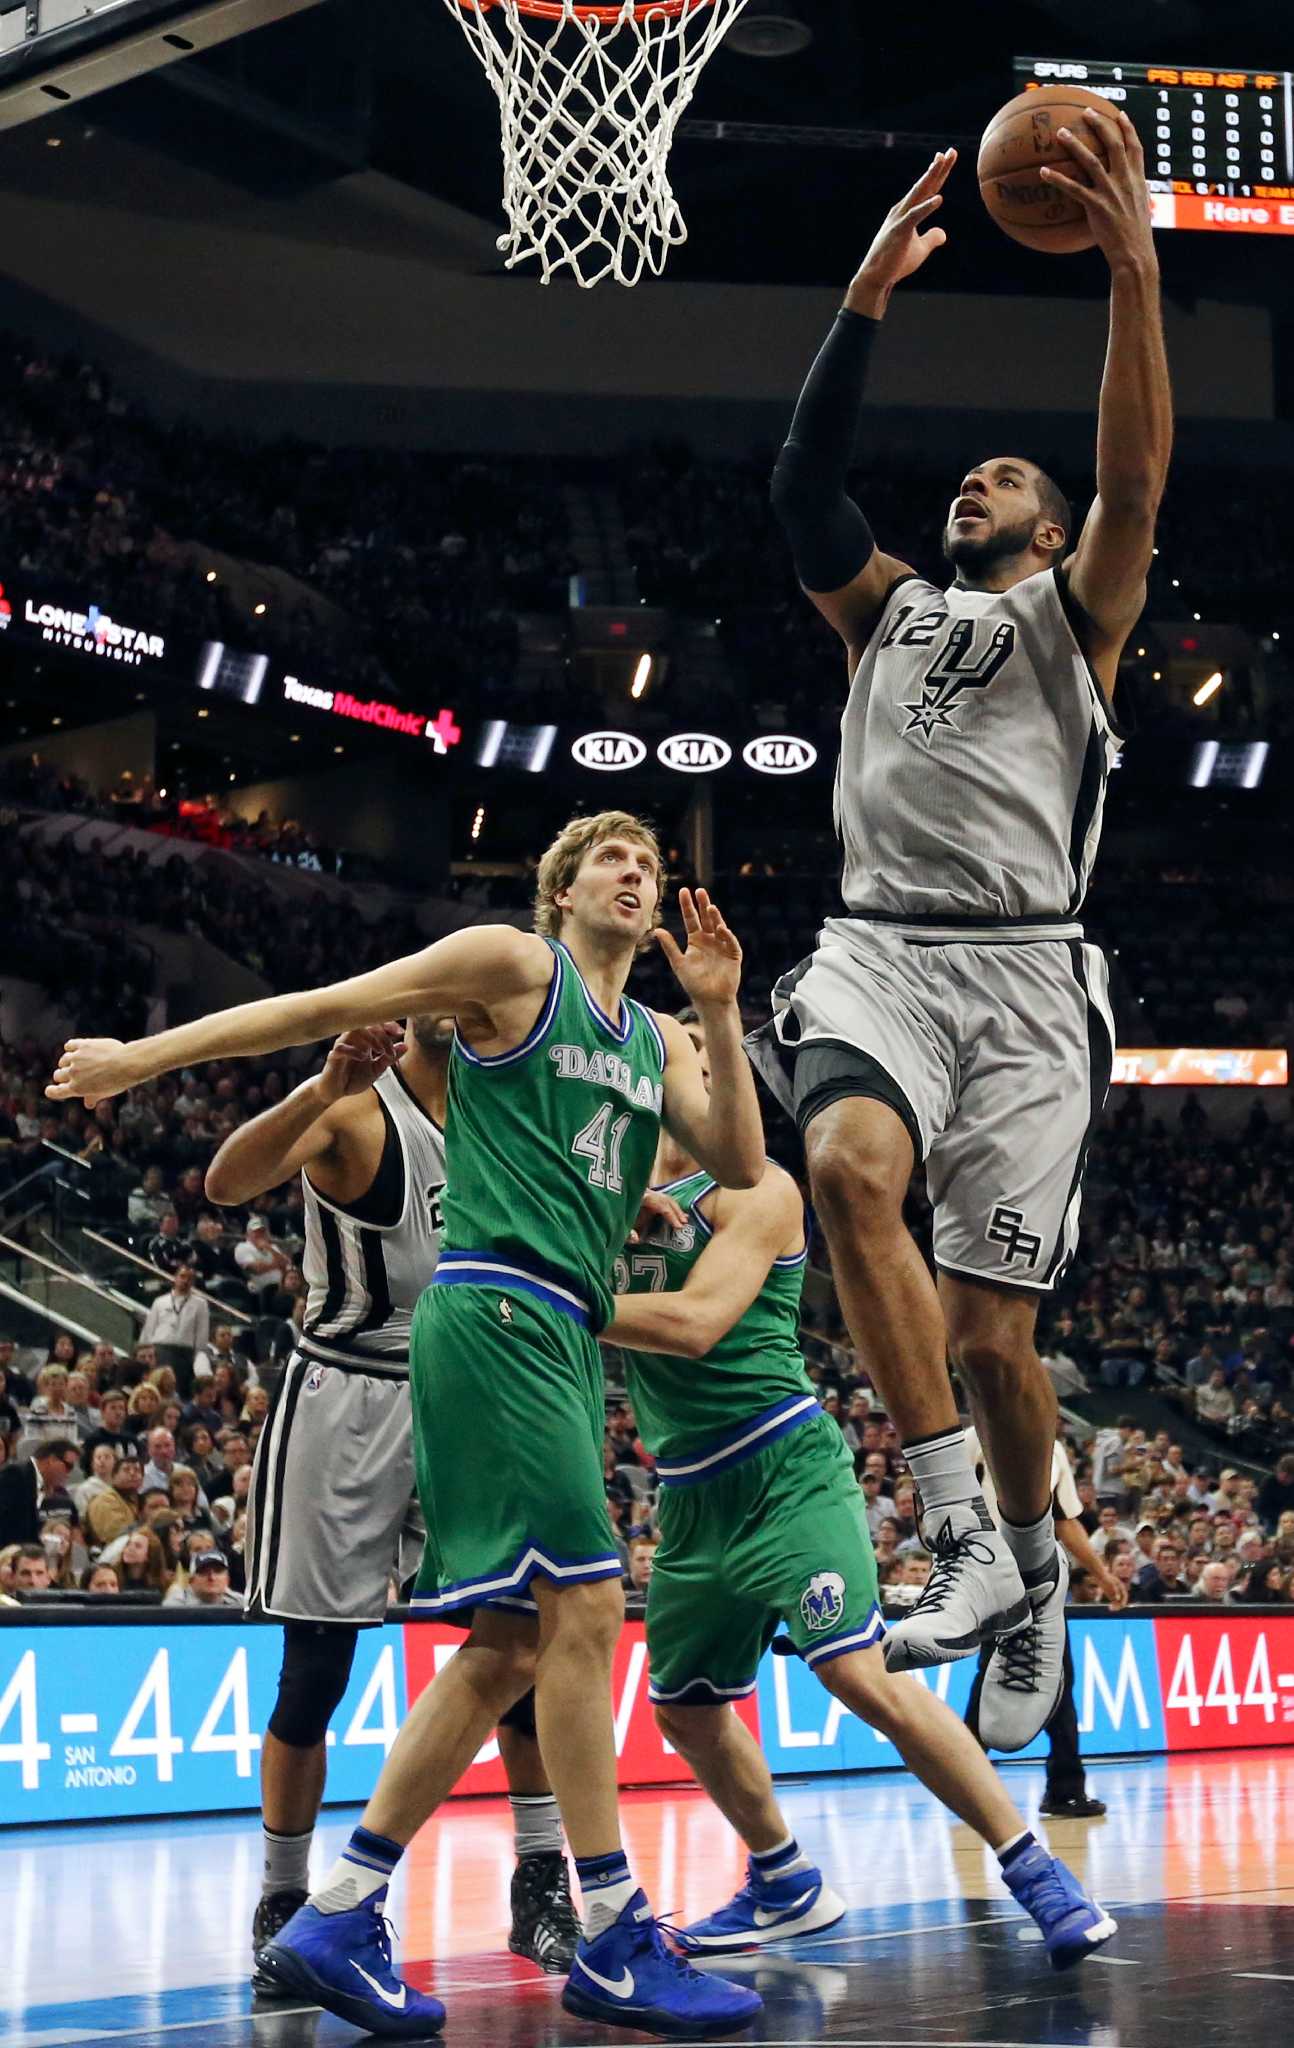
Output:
(300, 1066), (446, 1373)
(836, 567), (1122, 924)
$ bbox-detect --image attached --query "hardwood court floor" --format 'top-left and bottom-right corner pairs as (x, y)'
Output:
(5, 1749), (1293, 2047)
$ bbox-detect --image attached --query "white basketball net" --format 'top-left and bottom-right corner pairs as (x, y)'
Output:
(442, 0), (750, 287)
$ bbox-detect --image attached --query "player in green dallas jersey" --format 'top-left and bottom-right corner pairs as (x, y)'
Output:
(47, 811), (769, 2041)
(598, 1016), (1117, 1971)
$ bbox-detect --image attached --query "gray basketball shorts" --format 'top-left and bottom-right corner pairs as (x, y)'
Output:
(747, 916), (1116, 1294)
(245, 1352), (423, 1625)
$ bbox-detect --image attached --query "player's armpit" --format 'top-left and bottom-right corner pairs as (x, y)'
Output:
(801, 552), (917, 674)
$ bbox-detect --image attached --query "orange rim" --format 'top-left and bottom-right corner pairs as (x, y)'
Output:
(454, 0), (713, 19)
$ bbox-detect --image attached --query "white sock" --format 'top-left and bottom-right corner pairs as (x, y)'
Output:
(750, 1833), (813, 1880)
(262, 1825), (312, 1897)
(999, 1510), (1060, 1590)
(903, 1428), (984, 1524)
(310, 1826), (403, 1916)
(583, 1876), (637, 1937)
(511, 1793), (564, 1859)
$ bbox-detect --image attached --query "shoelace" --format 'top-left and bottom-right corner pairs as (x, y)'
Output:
(654, 1916), (712, 1976)
(992, 1621), (1044, 1694)
(906, 1533), (999, 1618)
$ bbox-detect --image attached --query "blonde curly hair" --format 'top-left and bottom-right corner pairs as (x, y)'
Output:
(534, 809), (665, 945)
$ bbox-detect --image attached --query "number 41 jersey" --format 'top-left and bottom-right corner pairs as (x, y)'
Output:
(836, 565), (1122, 927)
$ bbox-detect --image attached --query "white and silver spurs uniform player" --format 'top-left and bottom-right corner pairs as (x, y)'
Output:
(753, 564), (1118, 1293)
(245, 1064), (445, 1623)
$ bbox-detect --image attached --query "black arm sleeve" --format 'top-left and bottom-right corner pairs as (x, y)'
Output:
(769, 309), (879, 594)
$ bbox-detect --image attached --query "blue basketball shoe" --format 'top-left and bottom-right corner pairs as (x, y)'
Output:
(672, 1858), (846, 1952)
(1001, 1841), (1118, 1970)
(562, 1888), (762, 2038)
(255, 1898), (446, 2038)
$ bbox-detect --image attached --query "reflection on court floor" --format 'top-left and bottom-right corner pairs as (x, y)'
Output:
(5, 1750), (1294, 2046)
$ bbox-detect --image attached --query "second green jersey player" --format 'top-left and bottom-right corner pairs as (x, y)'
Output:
(600, 1018), (1119, 1972)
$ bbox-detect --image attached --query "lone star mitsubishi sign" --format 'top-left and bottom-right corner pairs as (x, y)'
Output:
(24, 596), (165, 666)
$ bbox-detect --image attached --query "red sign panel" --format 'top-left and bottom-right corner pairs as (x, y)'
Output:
(1155, 1615), (1294, 1752)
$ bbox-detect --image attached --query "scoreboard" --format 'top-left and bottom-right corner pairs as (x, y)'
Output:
(1015, 57), (1294, 235)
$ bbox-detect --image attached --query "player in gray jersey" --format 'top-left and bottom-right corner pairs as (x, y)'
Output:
(755, 114), (1172, 1751)
(205, 1016), (579, 1988)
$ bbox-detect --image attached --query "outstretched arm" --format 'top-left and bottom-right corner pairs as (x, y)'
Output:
(1044, 109), (1173, 699)
(204, 1027), (400, 1206)
(601, 1169), (804, 1359)
(48, 926), (551, 1108)
(770, 150), (955, 669)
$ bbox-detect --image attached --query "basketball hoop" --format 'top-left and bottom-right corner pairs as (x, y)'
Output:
(444, 0), (751, 287)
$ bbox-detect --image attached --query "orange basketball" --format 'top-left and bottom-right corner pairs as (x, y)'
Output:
(977, 84), (1114, 253)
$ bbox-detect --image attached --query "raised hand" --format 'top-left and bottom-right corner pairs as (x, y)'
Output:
(653, 888), (743, 1009)
(1040, 108), (1156, 273)
(316, 1024), (405, 1104)
(846, 149), (957, 318)
(47, 1039), (135, 1110)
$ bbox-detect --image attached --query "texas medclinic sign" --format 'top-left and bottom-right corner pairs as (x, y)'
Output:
(570, 731), (818, 776)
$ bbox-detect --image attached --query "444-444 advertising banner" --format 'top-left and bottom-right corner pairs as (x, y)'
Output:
(2, 1613), (1293, 1826)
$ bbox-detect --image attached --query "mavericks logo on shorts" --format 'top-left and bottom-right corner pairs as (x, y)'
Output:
(800, 1571), (847, 1634)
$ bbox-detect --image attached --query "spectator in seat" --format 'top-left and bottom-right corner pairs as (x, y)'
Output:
(1240, 1561), (1288, 1604)
(233, 1215), (290, 1300)
(0, 1439), (79, 1545)
(193, 1320), (240, 1383)
(139, 1487), (171, 1525)
(0, 1338), (34, 1405)
(190, 1215), (233, 1292)
(80, 1384), (136, 1466)
(206, 1429), (251, 1504)
(1196, 1368), (1237, 1428)
(1194, 1560), (1237, 1603)
(126, 1382), (163, 1431)
(173, 1164), (206, 1227)
(167, 1464), (212, 1531)
(148, 1209), (196, 1278)
(164, 1548), (239, 1607)
(105, 1525), (169, 1594)
(1134, 1536), (1193, 1603)
(75, 1441), (120, 1519)
(83, 1561), (121, 1594)
(138, 1263), (209, 1362)
(22, 1364), (83, 1447)
(12, 1543), (54, 1596)
(141, 1425), (198, 1499)
(128, 1165), (169, 1232)
(1257, 1455), (1294, 1528)
(84, 1451), (144, 1547)
(623, 1534), (658, 1611)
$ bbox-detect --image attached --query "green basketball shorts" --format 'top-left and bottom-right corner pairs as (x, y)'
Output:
(646, 1407), (883, 1704)
(407, 1264), (622, 1618)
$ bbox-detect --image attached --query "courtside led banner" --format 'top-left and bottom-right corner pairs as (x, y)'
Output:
(4, 1612), (1294, 1826)
(1112, 1048), (1289, 1086)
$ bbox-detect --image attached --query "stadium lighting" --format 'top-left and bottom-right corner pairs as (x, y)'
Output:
(1193, 672), (1223, 707)
(205, 570), (217, 583)
(253, 602), (267, 616)
(630, 654), (652, 700)
(471, 805), (486, 842)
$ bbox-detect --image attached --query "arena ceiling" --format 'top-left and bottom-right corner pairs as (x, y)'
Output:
(0, 0), (1291, 302)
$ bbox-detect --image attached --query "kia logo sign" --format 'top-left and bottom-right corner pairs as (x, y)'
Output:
(743, 735), (817, 776)
(572, 731), (647, 771)
(657, 733), (732, 773)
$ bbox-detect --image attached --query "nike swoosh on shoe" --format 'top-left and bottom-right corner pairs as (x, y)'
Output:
(575, 1959), (636, 1999)
(753, 1888), (817, 1926)
(350, 1960), (408, 2009)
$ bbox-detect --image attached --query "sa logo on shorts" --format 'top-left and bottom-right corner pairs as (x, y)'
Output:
(800, 1571), (846, 1633)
